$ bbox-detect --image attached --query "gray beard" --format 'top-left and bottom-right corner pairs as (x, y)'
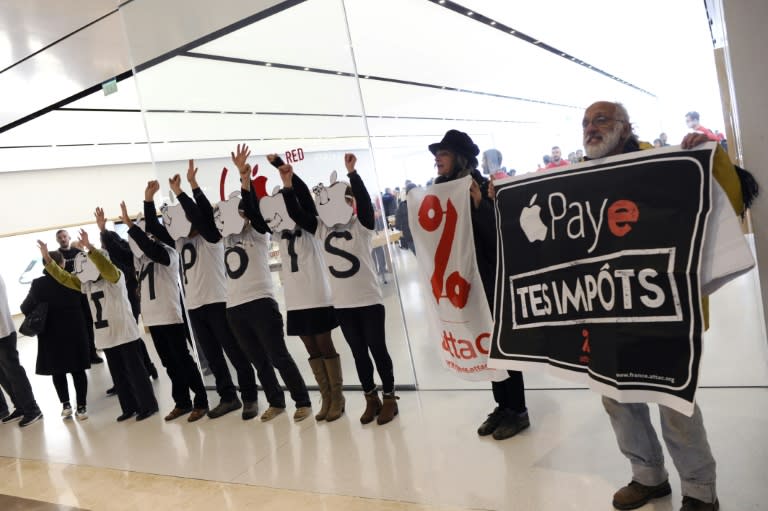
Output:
(584, 125), (623, 159)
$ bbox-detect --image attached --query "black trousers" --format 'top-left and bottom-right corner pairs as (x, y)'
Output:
(227, 298), (311, 408)
(188, 302), (257, 403)
(491, 371), (527, 413)
(52, 371), (88, 407)
(149, 323), (208, 409)
(104, 340), (158, 415)
(335, 304), (394, 394)
(0, 332), (40, 416)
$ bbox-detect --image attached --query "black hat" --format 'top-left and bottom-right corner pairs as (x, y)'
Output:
(428, 130), (480, 160)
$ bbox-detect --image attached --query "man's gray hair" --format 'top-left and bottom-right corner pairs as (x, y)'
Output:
(614, 102), (630, 124)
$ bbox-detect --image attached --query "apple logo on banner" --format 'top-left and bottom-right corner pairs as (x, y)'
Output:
(215, 191), (247, 237)
(314, 170), (354, 228)
(520, 194), (547, 242)
(259, 185), (296, 233)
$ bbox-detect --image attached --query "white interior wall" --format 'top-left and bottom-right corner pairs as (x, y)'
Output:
(0, 162), (155, 235)
(719, 0), (768, 336)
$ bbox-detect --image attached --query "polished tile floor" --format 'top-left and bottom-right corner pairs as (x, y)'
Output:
(1, 239), (766, 509)
(1, 385), (767, 510)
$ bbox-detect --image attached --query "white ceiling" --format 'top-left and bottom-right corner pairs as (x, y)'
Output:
(0, 0), (723, 173)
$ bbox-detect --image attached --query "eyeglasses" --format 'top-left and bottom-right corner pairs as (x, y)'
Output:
(582, 115), (626, 129)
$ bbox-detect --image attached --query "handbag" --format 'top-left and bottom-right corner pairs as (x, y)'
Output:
(19, 302), (49, 337)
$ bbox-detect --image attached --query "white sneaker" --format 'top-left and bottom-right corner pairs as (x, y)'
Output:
(61, 405), (73, 419)
(75, 406), (88, 421)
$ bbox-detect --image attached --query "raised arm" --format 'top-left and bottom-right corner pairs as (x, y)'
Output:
(345, 153), (375, 230)
(232, 144), (270, 234)
(79, 229), (121, 284)
(280, 164), (318, 234)
(38, 240), (81, 292)
(187, 159), (221, 240)
(143, 180), (175, 246)
(121, 201), (171, 266)
(169, 164), (221, 243)
(95, 206), (133, 270)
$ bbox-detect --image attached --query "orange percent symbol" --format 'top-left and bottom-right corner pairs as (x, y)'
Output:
(418, 194), (471, 309)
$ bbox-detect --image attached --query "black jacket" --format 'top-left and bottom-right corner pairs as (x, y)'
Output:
(21, 272), (91, 375)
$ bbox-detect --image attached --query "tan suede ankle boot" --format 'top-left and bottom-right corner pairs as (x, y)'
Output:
(308, 357), (331, 421)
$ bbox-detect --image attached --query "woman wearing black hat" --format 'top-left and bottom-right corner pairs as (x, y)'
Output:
(429, 129), (530, 440)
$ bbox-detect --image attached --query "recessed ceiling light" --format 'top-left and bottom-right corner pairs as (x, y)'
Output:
(533, 40), (540, 44)
(439, 0), (445, 3)
(490, 21), (496, 25)
(304, 67), (309, 70)
(337, 71), (343, 74)
(510, 30), (516, 34)
(265, 63), (272, 66)
(467, 11), (473, 16)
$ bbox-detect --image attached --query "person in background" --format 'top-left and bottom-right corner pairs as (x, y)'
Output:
(21, 250), (91, 420)
(481, 149), (508, 180)
(395, 182), (417, 254)
(430, 129), (530, 441)
(0, 274), (43, 427)
(56, 229), (102, 365)
(685, 111), (725, 143)
(576, 149), (584, 161)
(544, 145), (569, 169)
(381, 188), (398, 218)
(654, 138), (663, 148)
(659, 132), (670, 146)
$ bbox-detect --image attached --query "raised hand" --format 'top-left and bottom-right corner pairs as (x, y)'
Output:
(36, 240), (51, 263)
(169, 174), (183, 196)
(186, 159), (199, 188)
(78, 229), (92, 250)
(344, 153), (357, 174)
(488, 177), (496, 201)
(681, 132), (710, 150)
(145, 180), (160, 202)
(278, 164), (294, 188)
(469, 179), (482, 209)
(231, 144), (252, 176)
(94, 207), (107, 232)
(119, 201), (134, 228)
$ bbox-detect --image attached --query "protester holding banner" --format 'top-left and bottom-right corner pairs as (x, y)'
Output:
(273, 160), (344, 422)
(428, 129), (529, 440)
(281, 153), (398, 425)
(489, 101), (751, 511)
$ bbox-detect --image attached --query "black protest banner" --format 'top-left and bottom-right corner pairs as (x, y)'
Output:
(489, 147), (714, 416)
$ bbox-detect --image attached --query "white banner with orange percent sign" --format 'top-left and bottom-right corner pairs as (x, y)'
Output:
(407, 176), (508, 382)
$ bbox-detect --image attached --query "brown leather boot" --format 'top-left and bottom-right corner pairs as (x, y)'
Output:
(360, 390), (382, 424)
(323, 355), (345, 422)
(308, 357), (331, 421)
(377, 393), (399, 425)
(612, 480), (671, 510)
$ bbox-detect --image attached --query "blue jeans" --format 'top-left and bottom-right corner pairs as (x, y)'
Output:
(602, 396), (717, 503)
(0, 332), (40, 416)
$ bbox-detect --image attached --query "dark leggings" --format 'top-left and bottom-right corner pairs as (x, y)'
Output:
(52, 371), (88, 407)
(299, 332), (337, 359)
(335, 304), (394, 393)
